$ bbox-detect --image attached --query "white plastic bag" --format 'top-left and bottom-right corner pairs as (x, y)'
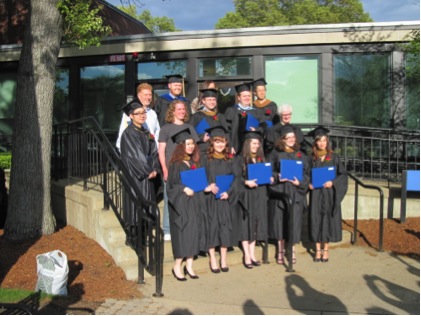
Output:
(35, 250), (69, 295)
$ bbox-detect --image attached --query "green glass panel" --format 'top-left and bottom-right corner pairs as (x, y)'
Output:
(198, 57), (252, 77)
(138, 60), (187, 80)
(265, 56), (319, 123)
(80, 65), (125, 131)
(334, 54), (390, 127)
(405, 54), (420, 130)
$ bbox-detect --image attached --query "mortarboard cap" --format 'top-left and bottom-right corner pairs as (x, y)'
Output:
(307, 126), (330, 139)
(121, 100), (143, 116)
(205, 125), (228, 138)
(171, 128), (193, 144)
(164, 74), (183, 83)
(244, 130), (263, 141)
(277, 124), (295, 138)
(235, 82), (252, 94)
(200, 88), (218, 98)
(251, 78), (267, 89)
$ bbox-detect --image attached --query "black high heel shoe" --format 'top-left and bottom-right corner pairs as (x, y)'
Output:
(313, 250), (322, 263)
(219, 259), (229, 272)
(251, 260), (261, 267)
(183, 266), (199, 279)
(321, 250), (329, 262)
(209, 262), (220, 274)
(172, 268), (187, 281)
(243, 257), (253, 269)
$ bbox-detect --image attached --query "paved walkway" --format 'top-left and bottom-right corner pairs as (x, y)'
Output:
(95, 243), (420, 315)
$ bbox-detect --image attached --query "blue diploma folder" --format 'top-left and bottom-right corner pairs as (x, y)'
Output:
(280, 159), (303, 181)
(246, 114), (259, 131)
(180, 167), (208, 192)
(195, 118), (211, 134)
(312, 166), (336, 189)
(248, 162), (272, 185)
(215, 174), (234, 199)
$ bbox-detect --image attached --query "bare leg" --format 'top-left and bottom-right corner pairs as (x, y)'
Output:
(277, 239), (285, 264)
(185, 257), (195, 275)
(209, 247), (218, 270)
(322, 242), (329, 262)
(220, 246), (228, 268)
(314, 242), (322, 262)
(173, 258), (184, 278)
(242, 240), (251, 264)
(249, 240), (258, 262)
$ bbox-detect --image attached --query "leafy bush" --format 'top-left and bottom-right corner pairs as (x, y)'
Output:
(0, 152), (11, 170)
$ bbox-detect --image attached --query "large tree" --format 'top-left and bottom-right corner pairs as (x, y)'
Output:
(118, 5), (179, 32)
(216, 0), (372, 29)
(4, 0), (110, 240)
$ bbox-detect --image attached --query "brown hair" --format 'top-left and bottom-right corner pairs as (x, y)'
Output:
(206, 136), (230, 160)
(165, 100), (190, 123)
(242, 138), (265, 163)
(170, 142), (201, 165)
(311, 135), (333, 160)
(274, 134), (300, 152)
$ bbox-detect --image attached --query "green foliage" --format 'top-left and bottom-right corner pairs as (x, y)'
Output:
(0, 288), (51, 303)
(216, 0), (372, 29)
(118, 5), (179, 32)
(57, 0), (112, 49)
(216, 0), (288, 29)
(0, 152), (11, 170)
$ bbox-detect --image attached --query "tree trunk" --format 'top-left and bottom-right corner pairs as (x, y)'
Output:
(4, 0), (62, 240)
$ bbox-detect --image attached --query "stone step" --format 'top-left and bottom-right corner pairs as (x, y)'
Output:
(98, 210), (121, 229)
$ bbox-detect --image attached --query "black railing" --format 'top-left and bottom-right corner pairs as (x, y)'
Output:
(348, 172), (384, 252)
(52, 117), (164, 297)
(299, 124), (420, 183)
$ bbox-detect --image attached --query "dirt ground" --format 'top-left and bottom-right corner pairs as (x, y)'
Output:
(0, 217), (419, 314)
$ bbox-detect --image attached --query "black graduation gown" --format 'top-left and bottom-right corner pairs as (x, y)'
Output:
(120, 124), (160, 227)
(224, 106), (264, 154)
(267, 149), (310, 243)
(309, 153), (348, 243)
(203, 155), (241, 248)
(167, 161), (207, 258)
(236, 157), (269, 242)
(189, 111), (228, 154)
(253, 100), (279, 127)
(154, 94), (191, 127)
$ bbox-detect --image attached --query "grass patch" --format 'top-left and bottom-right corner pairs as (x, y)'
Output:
(0, 152), (11, 169)
(0, 288), (51, 303)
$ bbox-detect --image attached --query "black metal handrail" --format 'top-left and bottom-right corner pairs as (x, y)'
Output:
(298, 124), (420, 183)
(52, 117), (164, 297)
(348, 172), (384, 251)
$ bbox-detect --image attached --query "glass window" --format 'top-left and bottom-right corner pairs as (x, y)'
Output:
(265, 56), (319, 123)
(0, 72), (17, 140)
(138, 60), (187, 80)
(80, 65), (125, 131)
(334, 53), (391, 128)
(198, 57), (252, 77)
(53, 68), (69, 124)
(405, 53), (420, 130)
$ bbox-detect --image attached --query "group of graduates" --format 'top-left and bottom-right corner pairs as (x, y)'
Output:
(119, 75), (348, 281)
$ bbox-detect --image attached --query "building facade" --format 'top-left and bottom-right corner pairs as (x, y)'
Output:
(0, 21), (419, 150)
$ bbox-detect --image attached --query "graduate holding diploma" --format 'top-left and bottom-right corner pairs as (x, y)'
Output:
(308, 126), (348, 263)
(267, 125), (310, 265)
(238, 131), (274, 269)
(202, 125), (240, 273)
(167, 128), (208, 281)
